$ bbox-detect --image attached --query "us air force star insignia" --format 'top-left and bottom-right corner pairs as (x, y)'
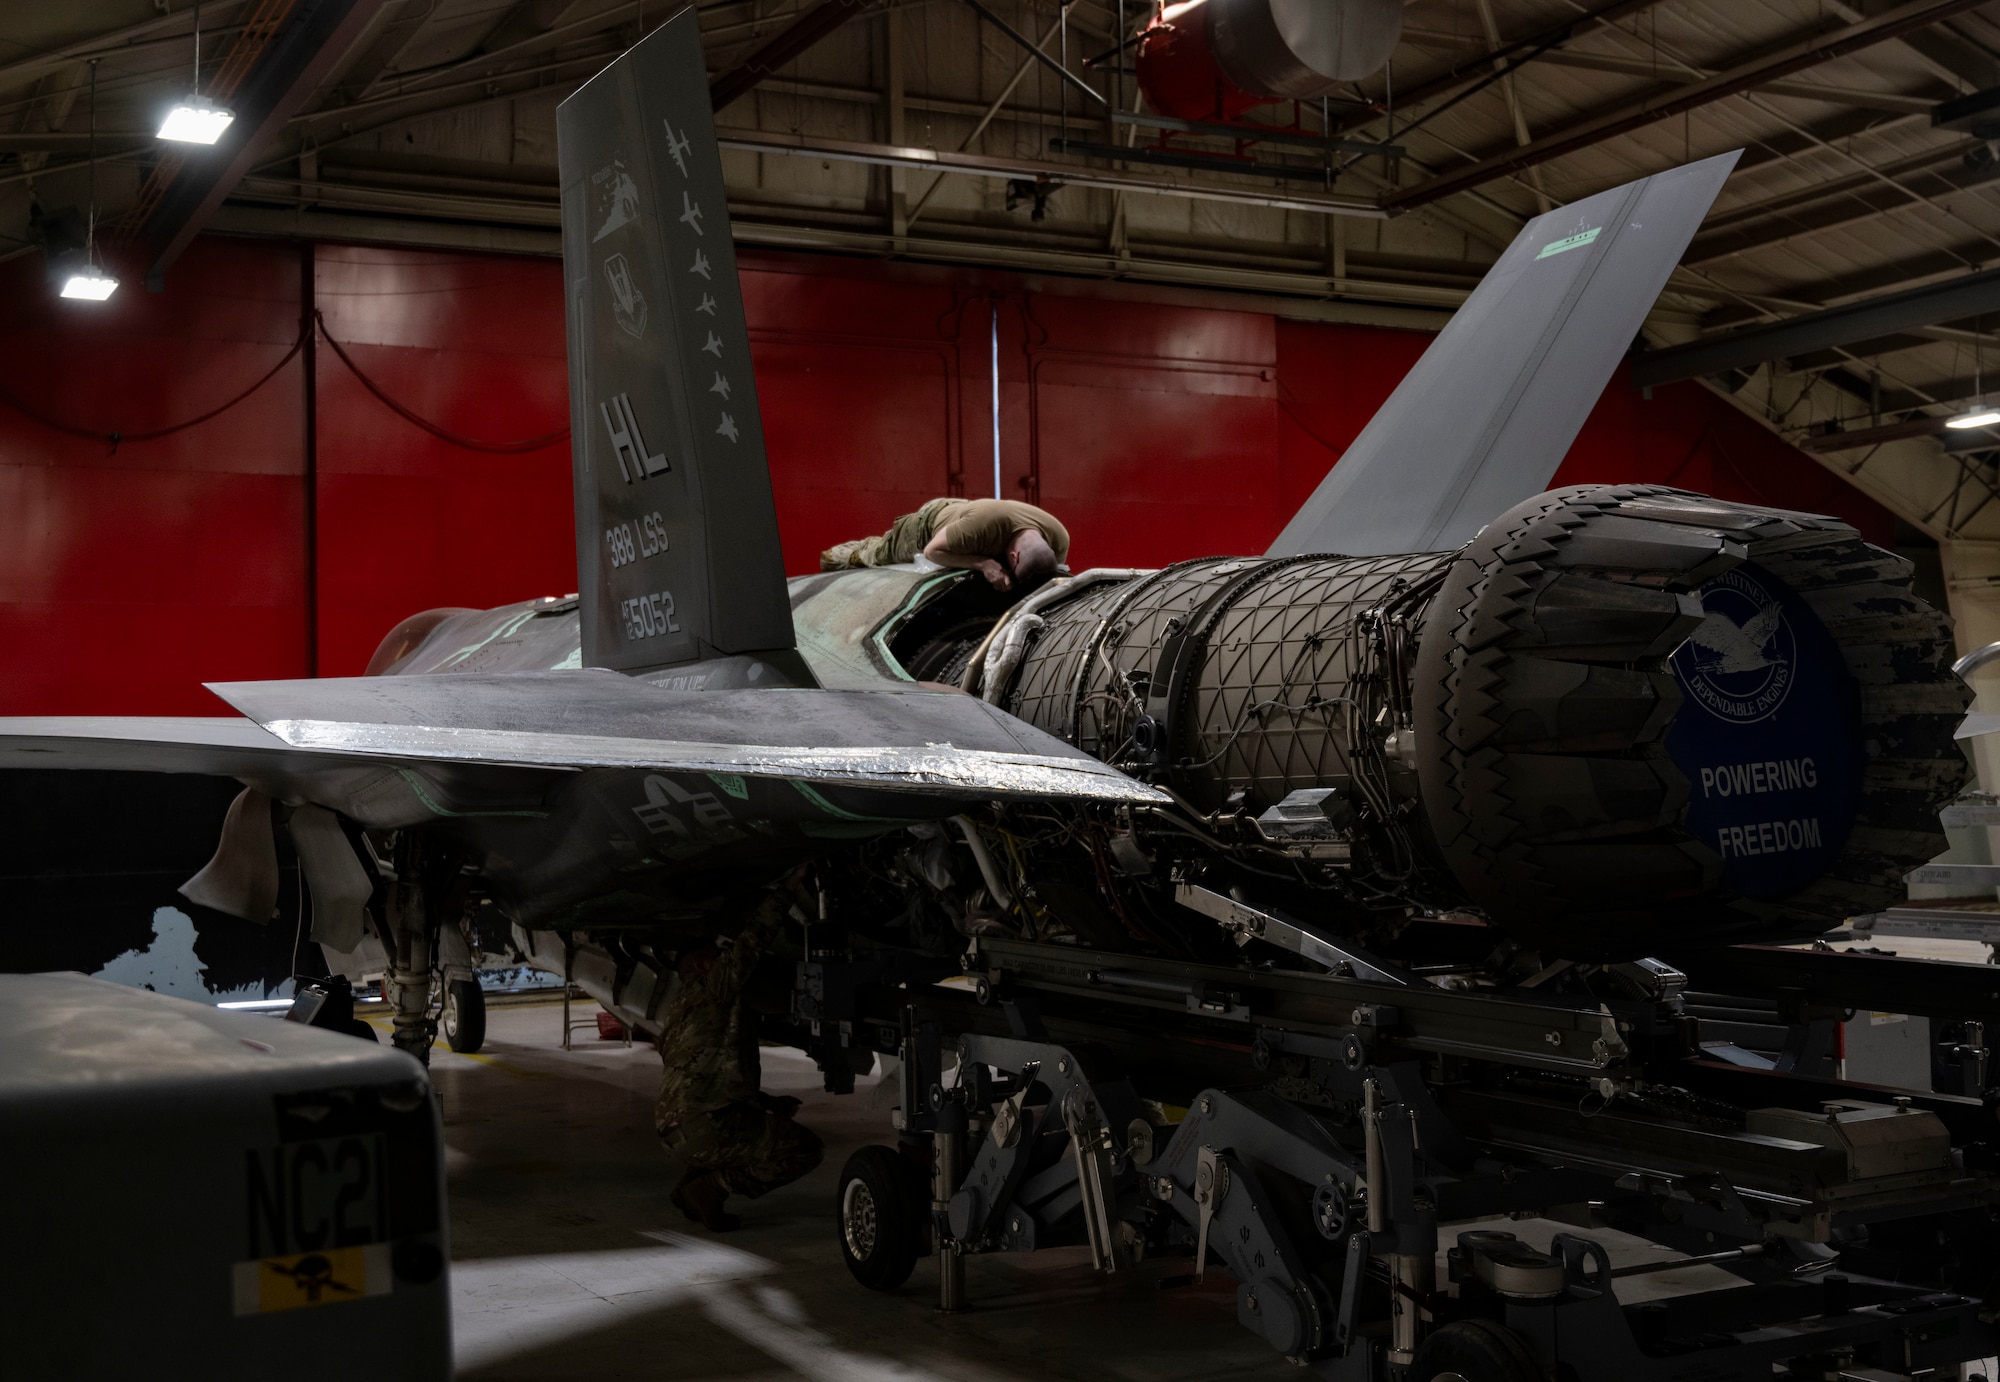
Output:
(717, 412), (739, 442)
(662, 120), (691, 177)
(689, 249), (711, 279)
(679, 192), (704, 235)
(709, 373), (731, 399)
(702, 332), (723, 357)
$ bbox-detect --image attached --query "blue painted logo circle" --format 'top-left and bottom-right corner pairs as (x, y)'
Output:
(1664, 562), (1862, 898)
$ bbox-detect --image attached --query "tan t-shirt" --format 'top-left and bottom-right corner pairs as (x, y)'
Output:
(931, 499), (1070, 563)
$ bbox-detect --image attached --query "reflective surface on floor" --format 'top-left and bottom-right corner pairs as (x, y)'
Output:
(421, 1001), (1998, 1381)
(427, 1002), (1289, 1381)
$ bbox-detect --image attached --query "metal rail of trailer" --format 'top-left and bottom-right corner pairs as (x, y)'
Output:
(778, 921), (2000, 1381)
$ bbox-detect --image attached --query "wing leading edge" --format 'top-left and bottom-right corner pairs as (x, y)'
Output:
(0, 675), (1166, 809)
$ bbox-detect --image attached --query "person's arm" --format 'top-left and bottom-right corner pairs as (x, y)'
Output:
(921, 526), (1011, 590)
(713, 894), (787, 993)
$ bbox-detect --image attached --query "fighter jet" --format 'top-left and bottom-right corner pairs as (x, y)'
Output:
(0, 11), (1966, 1062)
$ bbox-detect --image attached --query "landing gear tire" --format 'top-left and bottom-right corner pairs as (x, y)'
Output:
(836, 1146), (927, 1290)
(1409, 1319), (1546, 1382)
(442, 979), (486, 1053)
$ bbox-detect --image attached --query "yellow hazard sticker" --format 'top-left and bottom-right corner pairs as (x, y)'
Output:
(231, 1243), (392, 1314)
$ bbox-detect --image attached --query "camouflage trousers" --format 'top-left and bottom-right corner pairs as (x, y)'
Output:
(659, 1101), (824, 1199)
(819, 497), (957, 571)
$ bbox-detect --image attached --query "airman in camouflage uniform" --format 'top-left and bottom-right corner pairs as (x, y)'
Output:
(656, 892), (822, 1231)
(818, 497), (959, 570)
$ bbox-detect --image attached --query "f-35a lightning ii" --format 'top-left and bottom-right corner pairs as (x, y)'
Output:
(0, 8), (1966, 1050)
(10, 11), (1992, 1377)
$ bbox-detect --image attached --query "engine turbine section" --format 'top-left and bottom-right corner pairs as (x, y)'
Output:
(989, 486), (1967, 959)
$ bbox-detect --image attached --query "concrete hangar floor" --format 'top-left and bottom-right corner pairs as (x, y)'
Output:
(427, 998), (1862, 1382)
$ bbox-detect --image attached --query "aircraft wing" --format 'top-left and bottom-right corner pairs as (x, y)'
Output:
(0, 675), (1166, 807)
(1267, 149), (1740, 558)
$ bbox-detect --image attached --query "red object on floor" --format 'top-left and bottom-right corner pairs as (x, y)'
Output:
(595, 1011), (627, 1041)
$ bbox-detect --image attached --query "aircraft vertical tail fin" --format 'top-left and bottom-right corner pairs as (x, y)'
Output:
(557, 10), (795, 672)
(1266, 150), (1740, 558)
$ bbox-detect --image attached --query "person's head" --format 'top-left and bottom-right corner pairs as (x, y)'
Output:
(1006, 529), (1059, 592)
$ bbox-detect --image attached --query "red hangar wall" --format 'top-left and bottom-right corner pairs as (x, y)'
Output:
(0, 236), (1897, 715)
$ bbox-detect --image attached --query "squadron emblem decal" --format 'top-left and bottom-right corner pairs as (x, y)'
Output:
(591, 159), (641, 242)
(603, 253), (647, 338)
(1672, 565), (1795, 724)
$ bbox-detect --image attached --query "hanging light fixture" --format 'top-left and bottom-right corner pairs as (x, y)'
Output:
(157, 3), (234, 145)
(60, 59), (117, 302)
(1949, 318), (2000, 429)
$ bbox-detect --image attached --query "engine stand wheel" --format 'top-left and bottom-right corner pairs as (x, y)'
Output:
(1409, 1319), (1547, 1382)
(837, 1146), (927, 1290)
(442, 978), (486, 1053)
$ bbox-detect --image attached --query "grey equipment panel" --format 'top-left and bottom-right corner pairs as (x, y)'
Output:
(1266, 150), (1739, 558)
(559, 10), (794, 672)
(0, 973), (448, 1379)
(202, 672), (1169, 804)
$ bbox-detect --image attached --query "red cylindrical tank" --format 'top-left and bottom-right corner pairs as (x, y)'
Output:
(1135, 0), (1403, 122)
(1136, 0), (1264, 123)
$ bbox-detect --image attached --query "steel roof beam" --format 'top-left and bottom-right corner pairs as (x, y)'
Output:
(1703, 240), (2000, 331)
(1729, 108), (1929, 177)
(475, 0), (586, 58)
(710, 0), (879, 112)
(1382, 0), (1992, 211)
(1633, 265), (2000, 387)
(1783, 332), (1948, 371)
(1348, 0), (1676, 134)
(1828, 0), (2000, 93)
(1528, 48), (1943, 113)
(1684, 140), (1995, 266)
(135, 0), (387, 283)
(1799, 414), (1952, 452)
(327, 0), (440, 103)
(0, 2), (253, 91)
(716, 128), (1389, 217)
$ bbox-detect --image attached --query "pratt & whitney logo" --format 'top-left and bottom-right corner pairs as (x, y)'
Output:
(1673, 566), (1795, 724)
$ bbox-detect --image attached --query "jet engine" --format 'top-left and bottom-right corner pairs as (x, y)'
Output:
(978, 485), (1968, 958)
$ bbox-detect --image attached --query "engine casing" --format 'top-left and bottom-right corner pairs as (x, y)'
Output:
(995, 485), (1968, 957)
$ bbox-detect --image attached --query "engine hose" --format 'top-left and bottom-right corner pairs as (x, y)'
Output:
(964, 569), (1148, 699)
(953, 815), (1015, 911)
